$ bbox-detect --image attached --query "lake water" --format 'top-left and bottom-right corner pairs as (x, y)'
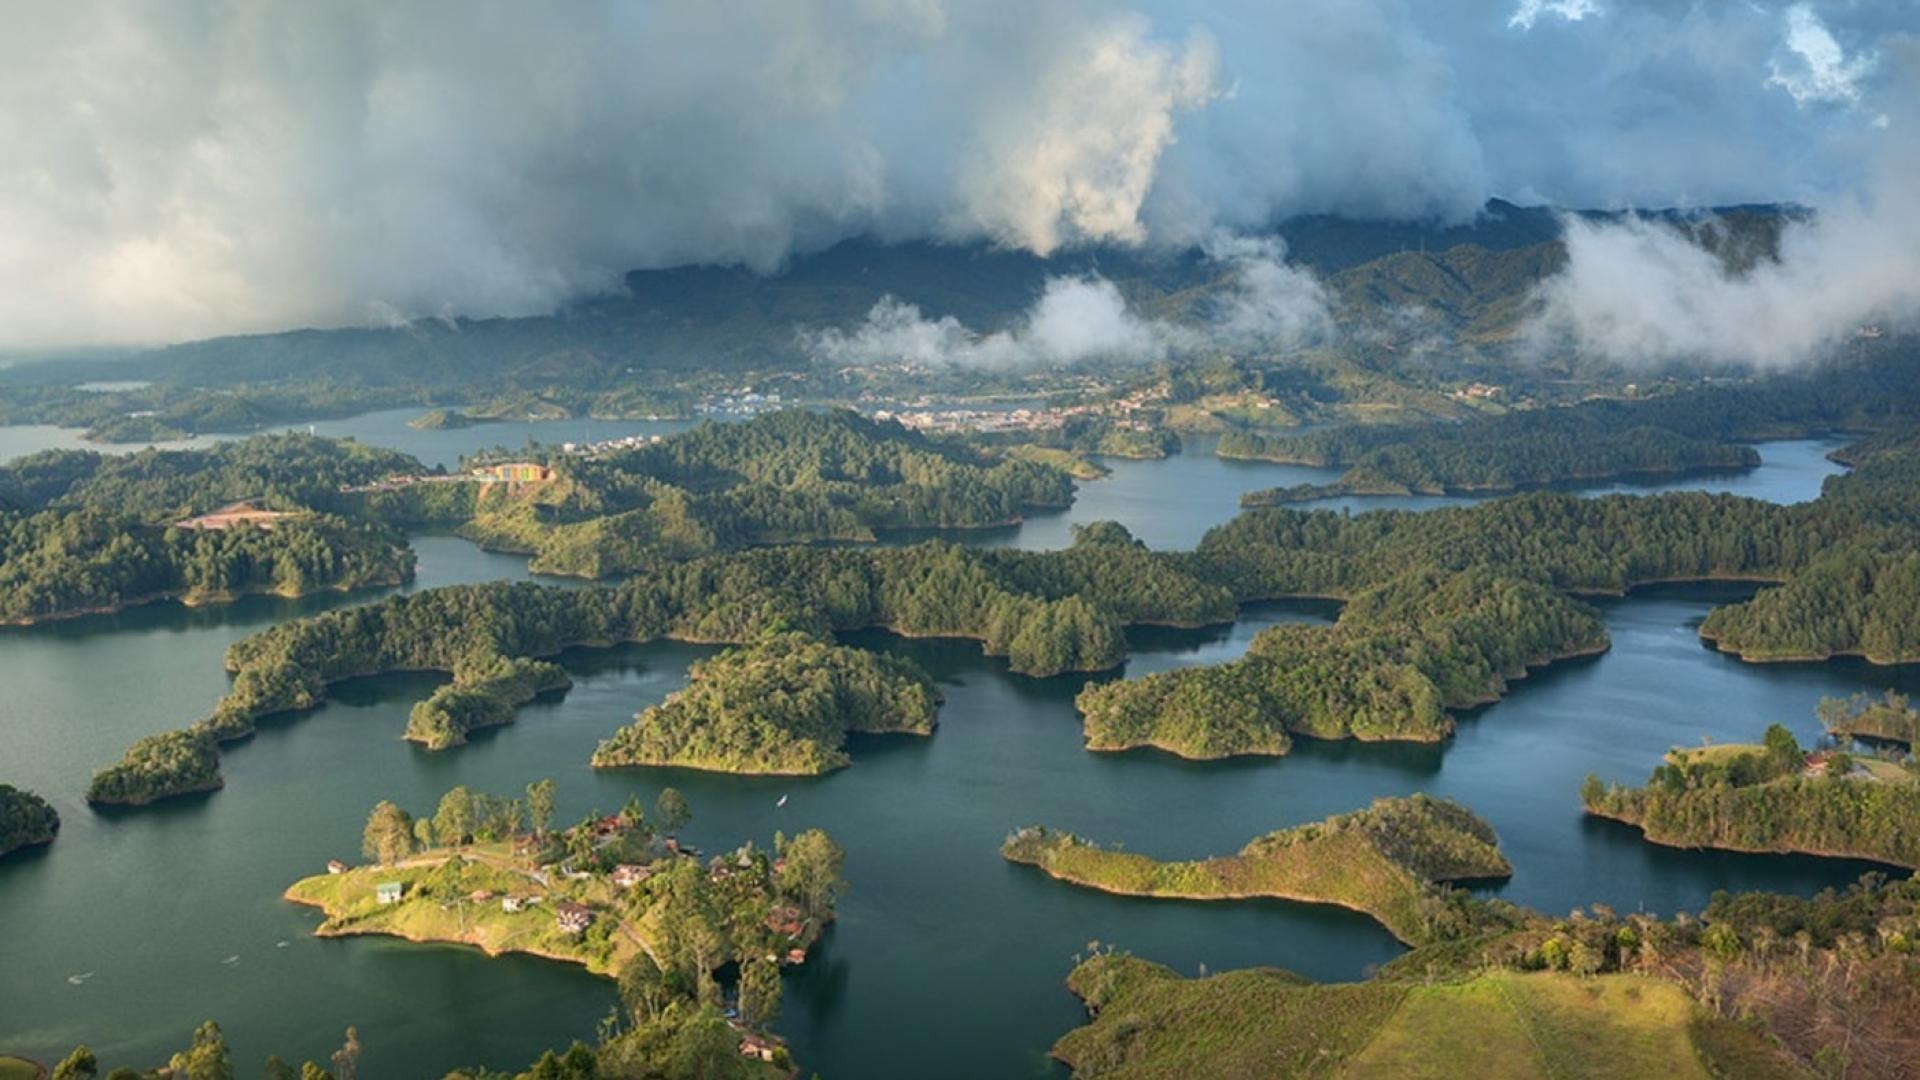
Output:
(0, 424), (1902, 1077)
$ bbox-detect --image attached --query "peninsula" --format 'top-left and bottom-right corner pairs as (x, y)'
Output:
(1003, 795), (1514, 946)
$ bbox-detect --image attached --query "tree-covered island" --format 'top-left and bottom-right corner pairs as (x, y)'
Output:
(89, 525), (1230, 804)
(592, 633), (941, 774)
(84, 429), (1920, 805)
(1819, 690), (1920, 747)
(1003, 796), (1514, 946)
(1583, 723), (1920, 868)
(0, 784), (60, 857)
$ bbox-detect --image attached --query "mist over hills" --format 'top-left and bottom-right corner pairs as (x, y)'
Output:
(11, 199), (1798, 393)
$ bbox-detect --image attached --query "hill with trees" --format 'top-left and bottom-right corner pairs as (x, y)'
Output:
(0, 784), (59, 856)
(593, 633), (941, 774)
(1583, 724), (1920, 868)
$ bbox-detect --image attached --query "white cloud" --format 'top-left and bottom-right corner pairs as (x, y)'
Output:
(804, 233), (1331, 367)
(1767, 3), (1875, 106)
(1529, 134), (1920, 369)
(1508, 0), (1600, 32)
(1202, 233), (1333, 347)
(951, 16), (1221, 255)
(804, 275), (1173, 368)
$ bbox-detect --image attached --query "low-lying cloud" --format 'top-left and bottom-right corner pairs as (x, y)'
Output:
(1530, 43), (1920, 369)
(805, 234), (1330, 367)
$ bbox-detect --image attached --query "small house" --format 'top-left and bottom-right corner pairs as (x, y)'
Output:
(611, 864), (651, 888)
(554, 901), (593, 935)
(785, 947), (807, 965)
(469, 889), (494, 903)
(326, 859), (348, 875)
(502, 894), (533, 913)
(737, 1034), (777, 1063)
(375, 882), (404, 905)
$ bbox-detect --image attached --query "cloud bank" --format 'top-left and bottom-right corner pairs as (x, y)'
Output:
(0, 0), (1912, 348)
(1530, 40), (1920, 369)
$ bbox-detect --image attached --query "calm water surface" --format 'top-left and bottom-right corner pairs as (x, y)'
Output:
(1, 427), (1903, 1078)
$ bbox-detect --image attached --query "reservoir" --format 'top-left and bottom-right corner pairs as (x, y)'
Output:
(0, 426), (1902, 1078)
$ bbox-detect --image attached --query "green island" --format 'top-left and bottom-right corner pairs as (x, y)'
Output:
(1002, 796), (1514, 946)
(88, 526), (1226, 804)
(1582, 723), (1920, 868)
(0, 436), (421, 624)
(284, 784), (835, 1076)
(0, 785), (59, 858)
(405, 410), (1079, 578)
(1052, 873), (1920, 1079)
(1818, 690), (1920, 747)
(592, 633), (940, 775)
(405, 656), (574, 750)
(1077, 568), (1603, 758)
(407, 407), (491, 430)
(85, 428), (1920, 802)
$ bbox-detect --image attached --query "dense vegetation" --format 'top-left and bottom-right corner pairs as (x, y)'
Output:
(1003, 796), (1515, 945)
(404, 657), (573, 750)
(593, 633), (940, 774)
(435, 410), (1077, 577)
(89, 528), (1230, 803)
(1226, 352), (1920, 503)
(1078, 568), (1603, 758)
(0, 784), (59, 856)
(88, 432), (1920, 803)
(1819, 690), (1920, 747)
(0, 510), (413, 624)
(0, 436), (423, 622)
(1583, 724), (1920, 868)
(86, 730), (223, 805)
(1699, 545), (1920, 663)
(1227, 402), (1760, 502)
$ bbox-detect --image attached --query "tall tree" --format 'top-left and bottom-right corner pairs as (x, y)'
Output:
(778, 829), (845, 922)
(361, 801), (415, 866)
(433, 786), (476, 846)
(655, 787), (691, 834)
(527, 778), (556, 837)
(738, 958), (782, 1027)
(167, 1020), (235, 1080)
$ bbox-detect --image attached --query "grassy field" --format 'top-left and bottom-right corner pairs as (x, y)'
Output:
(1002, 797), (1511, 945)
(284, 850), (643, 977)
(1053, 957), (1808, 1080)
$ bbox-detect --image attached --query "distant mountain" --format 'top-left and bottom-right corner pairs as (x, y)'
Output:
(27, 200), (1795, 390)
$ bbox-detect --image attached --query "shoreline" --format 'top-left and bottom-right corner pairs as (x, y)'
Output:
(283, 890), (621, 979)
(1582, 807), (1920, 871)
(0, 569), (411, 629)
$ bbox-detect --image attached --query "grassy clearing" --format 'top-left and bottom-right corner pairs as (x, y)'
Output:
(1341, 978), (1544, 1079)
(1053, 958), (1805, 1080)
(285, 852), (640, 976)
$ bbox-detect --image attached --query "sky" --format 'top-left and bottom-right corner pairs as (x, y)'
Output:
(0, 0), (1913, 353)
